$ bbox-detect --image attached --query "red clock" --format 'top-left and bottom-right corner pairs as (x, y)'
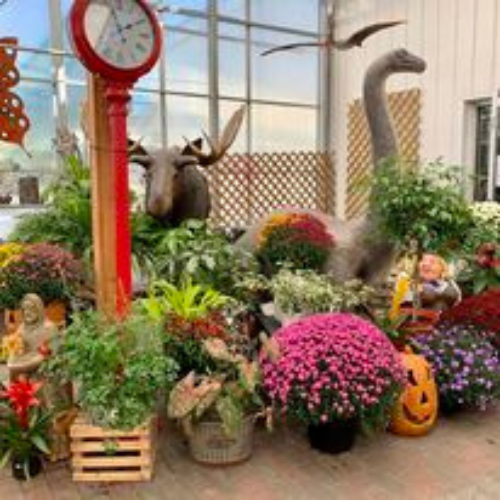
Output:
(68, 0), (163, 317)
(69, 0), (162, 83)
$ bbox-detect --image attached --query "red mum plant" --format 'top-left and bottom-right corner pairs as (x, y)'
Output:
(439, 289), (500, 348)
(257, 212), (335, 275)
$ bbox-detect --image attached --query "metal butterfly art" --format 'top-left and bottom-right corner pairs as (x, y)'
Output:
(0, 37), (31, 155)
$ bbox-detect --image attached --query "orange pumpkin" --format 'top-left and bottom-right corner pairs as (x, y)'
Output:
(389, 347), (438, 436)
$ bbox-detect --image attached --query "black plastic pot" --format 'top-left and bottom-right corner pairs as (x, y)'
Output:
(307, 419), (357, 454)
(11, 455), (42, 481)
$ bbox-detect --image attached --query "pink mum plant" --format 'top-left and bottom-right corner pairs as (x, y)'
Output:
(262, 313), (405, 430)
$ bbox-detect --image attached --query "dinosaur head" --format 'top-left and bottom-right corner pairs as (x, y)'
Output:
(389, 49), (427, 74)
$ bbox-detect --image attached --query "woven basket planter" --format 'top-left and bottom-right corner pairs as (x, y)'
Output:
(188, 416), (254, 465)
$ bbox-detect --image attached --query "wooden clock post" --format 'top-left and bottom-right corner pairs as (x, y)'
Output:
(69, 0), (163, 318)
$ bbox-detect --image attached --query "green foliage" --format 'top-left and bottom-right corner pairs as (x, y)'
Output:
(139, 279), (231, 322)
(0, 398), (51, 478)
(271, 269), (374, 316)
(152, 220), (259, 292)
(370, 161), (472, 255)
(464, 202), (500, 252)
(44, 311), (178, 430)
(11, 156), (93, 262)
(0, 408), (51, 474)
(10, 156), (160, 276)
(139, 280), (233, 377)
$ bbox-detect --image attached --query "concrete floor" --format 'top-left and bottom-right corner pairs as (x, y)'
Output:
(1, 407), (499, 500)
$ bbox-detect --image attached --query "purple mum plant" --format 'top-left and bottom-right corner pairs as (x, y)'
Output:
(261, 313), (406, 431)
(412, 324), (500, 411)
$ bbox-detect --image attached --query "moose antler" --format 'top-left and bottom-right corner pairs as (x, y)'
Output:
(127, 138), (152, 168)
(183, 105), (246, 167)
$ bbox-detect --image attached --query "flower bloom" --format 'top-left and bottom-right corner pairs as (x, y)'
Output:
(261, 313), (405, 426)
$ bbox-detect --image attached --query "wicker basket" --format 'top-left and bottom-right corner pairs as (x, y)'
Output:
(188, 416), (254, 465)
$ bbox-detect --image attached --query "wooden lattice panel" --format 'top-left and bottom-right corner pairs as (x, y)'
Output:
(346, 88), (421, 219)
(208, 151), (335, 228)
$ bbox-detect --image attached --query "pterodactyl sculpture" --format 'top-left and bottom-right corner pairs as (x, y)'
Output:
(261, 20), (405, 57)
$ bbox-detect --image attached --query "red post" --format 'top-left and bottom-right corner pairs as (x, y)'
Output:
(105, 82), (132, 318)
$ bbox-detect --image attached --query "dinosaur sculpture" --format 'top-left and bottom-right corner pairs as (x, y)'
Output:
(128, 106), (245, 225)
(237, 49), (426, 285)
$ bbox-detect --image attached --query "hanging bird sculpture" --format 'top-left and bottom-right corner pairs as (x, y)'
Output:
(261, 20), (405, 57)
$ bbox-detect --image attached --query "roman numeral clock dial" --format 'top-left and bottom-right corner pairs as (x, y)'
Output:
(69, 0), (162, 81)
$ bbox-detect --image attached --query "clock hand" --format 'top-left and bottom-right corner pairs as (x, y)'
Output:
(110, 6), (127, 45)
(119, 18), (148, 32)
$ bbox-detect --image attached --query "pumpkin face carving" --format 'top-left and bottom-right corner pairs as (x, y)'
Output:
(389, 348), (438, 436)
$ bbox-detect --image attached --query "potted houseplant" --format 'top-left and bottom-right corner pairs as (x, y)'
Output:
(412, 323), (500, 412)
(167, 337), (264, 465)
(439, 289), (500, 349)
(255, 212), (335, 276)
(270, 268), (374, 324)
(0, 243), (83, 330)
(140, 279), (236, 377)
(44, 310), (178, 431)
(0, 379), (51, 480)
(371, 161), (471, 317)
(261, 313), (405, 454)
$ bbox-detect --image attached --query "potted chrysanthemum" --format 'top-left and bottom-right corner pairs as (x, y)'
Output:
(412, 324), (500, 412)
(0, 243), (83, 330)
(261, 313), (405, 454)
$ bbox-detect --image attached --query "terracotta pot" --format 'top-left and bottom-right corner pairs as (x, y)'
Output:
(4, 309), (22, 334)
(45, 300), (67, 326)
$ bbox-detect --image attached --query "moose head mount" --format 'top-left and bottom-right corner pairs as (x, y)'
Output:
(128, 106), (245, 225)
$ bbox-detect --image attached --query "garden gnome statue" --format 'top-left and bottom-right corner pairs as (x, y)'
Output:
(415, 254), (461, 311)
(7, 293), (58, 379)
(392, 254), (461, 316)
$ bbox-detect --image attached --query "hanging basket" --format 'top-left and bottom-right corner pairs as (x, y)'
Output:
(187, 416), (254, 465)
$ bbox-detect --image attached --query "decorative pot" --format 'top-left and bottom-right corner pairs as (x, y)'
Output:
(187, 416), (254, 465)
(307, 419), (357, 454)
(11, 454), (42, 481)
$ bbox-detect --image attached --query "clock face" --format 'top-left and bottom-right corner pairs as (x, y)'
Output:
(83, 0), (156, 69)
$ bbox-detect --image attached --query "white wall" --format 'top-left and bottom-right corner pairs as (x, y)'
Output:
(331, 0), (500, 216)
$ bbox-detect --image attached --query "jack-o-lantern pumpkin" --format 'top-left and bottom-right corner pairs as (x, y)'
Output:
(389, 347), (438, 436)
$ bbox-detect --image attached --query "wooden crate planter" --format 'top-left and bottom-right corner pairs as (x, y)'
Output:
(70, 414), (156, 483)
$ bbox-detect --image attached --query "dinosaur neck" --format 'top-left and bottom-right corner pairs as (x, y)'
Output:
(363, 60), (398, 166)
